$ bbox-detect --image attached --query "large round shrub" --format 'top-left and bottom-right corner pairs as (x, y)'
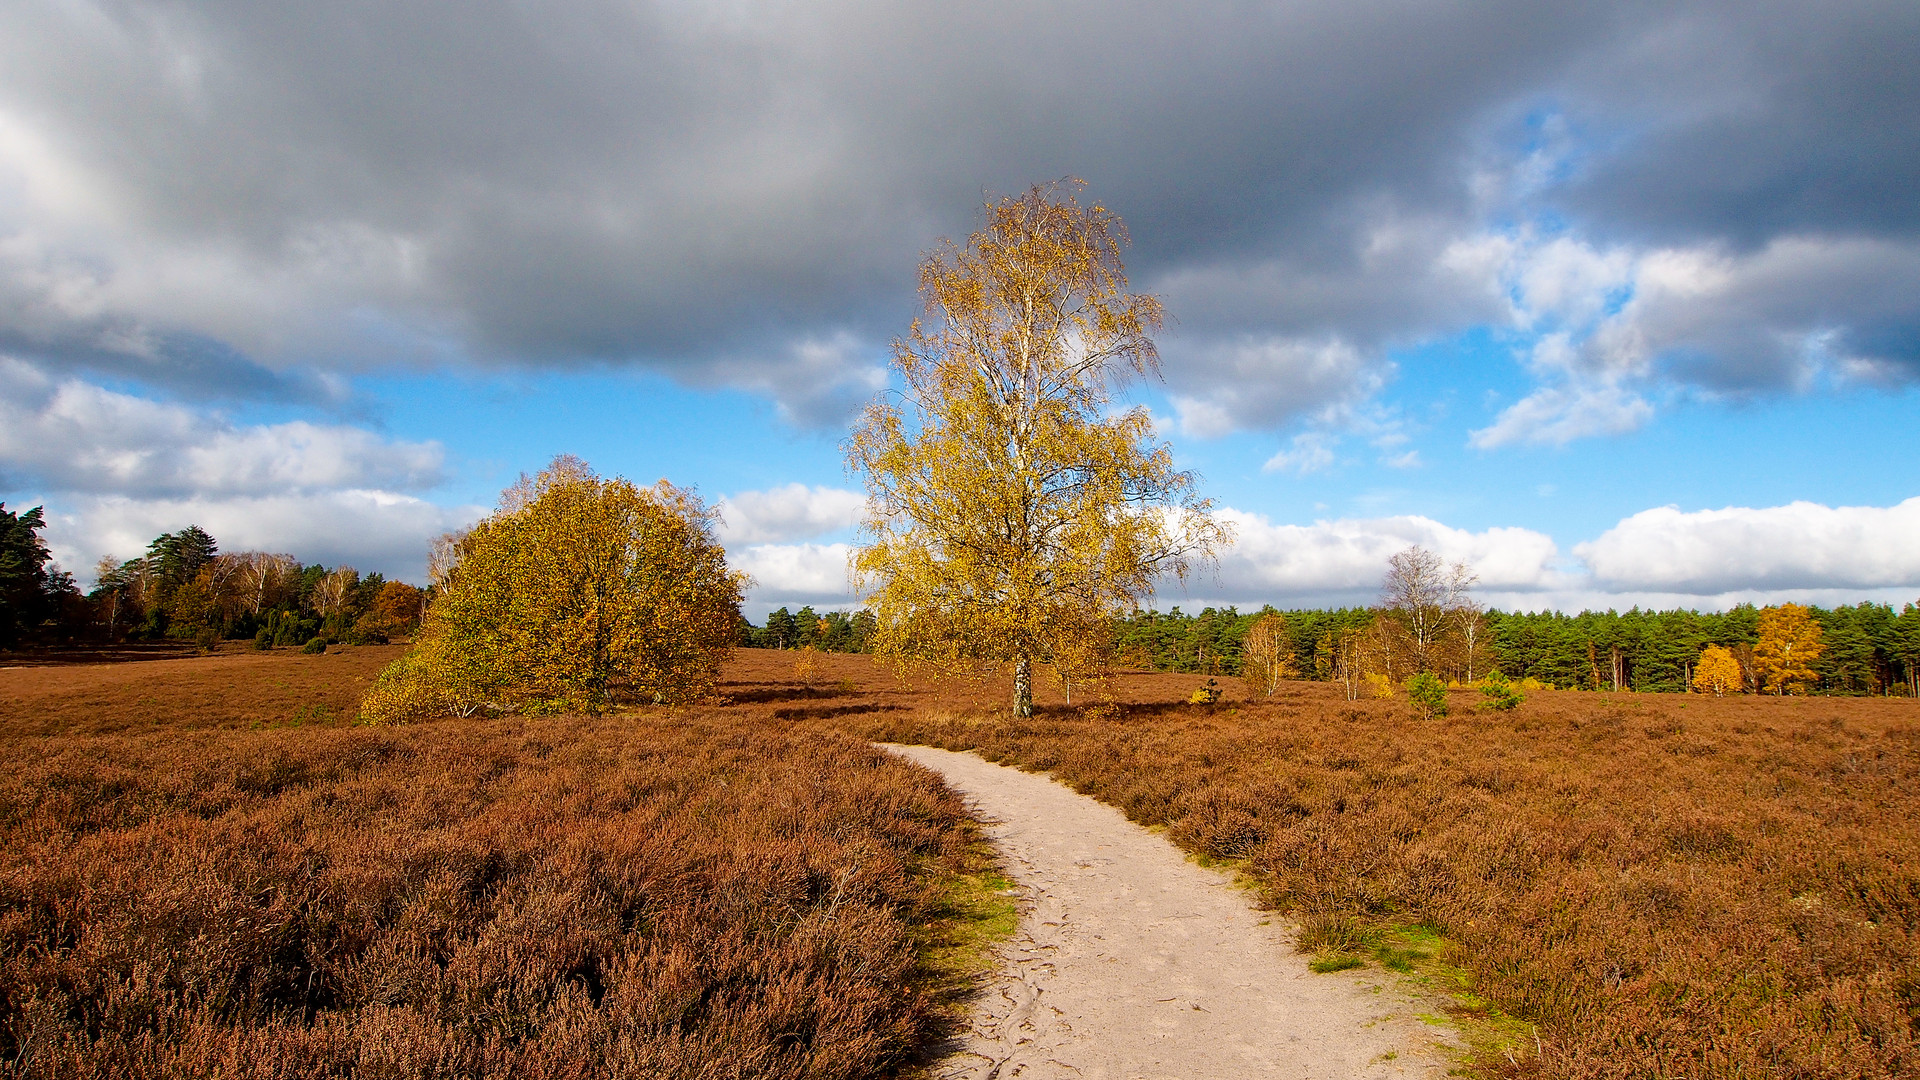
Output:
(362, 457), (746, 721)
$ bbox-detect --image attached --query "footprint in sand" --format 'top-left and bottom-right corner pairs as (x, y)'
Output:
(883, 745), (1463, 1080)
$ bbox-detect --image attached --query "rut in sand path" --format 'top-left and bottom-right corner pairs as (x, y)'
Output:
(884, 745), (1462, 1080)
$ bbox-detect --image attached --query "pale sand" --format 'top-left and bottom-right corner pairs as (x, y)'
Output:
(882, 745), (1463, 1080)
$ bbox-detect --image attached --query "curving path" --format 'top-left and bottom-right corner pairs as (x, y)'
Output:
(883, 745), (1461, 1080)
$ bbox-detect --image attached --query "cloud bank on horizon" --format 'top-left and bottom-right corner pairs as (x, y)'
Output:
(0, 0), (1915, 604)
(718, 486), (1920, 617)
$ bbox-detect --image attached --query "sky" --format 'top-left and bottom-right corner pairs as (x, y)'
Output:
(2, 0), (1917, 619)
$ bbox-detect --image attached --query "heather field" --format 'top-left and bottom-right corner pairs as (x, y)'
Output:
(0, 649), (1001, 1080)
(850, 676), (1920, 1079)
(4, 648), (1920, 1078)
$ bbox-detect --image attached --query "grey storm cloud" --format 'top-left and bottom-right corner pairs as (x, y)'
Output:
(0, 0), (1915, 424)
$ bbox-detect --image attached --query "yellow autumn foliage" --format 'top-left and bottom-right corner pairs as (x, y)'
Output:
(1692, 644), (1743, 695)
(1753, 603), (1824, 696)
(361, 457), (745, 722)
(849, 181), (1229, 717)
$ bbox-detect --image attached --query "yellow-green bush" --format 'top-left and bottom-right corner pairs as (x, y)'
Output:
(362, 457), (746, 722)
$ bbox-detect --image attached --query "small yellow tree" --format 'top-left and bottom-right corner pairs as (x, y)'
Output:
(1240, 612), (1295, 698)
(1692, 644), (1742, 695)
(362, 457), (745, 721)
(850, 181), (1228, 718)
(1752, 603), (1824, 695)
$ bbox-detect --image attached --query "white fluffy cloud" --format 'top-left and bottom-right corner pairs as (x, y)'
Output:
(1158, 496), (1920, 612)
(728, 541), (858, 615)
(41, 490), (483, 584)
(727, 495), (1920, 621)
(1262, 431), (1339, 475)
(1167, 337), (1388, 439)
(0, 358), (444, 497)
(1576, 497), (1920, 595)
(1169, 507), (1564, 608)
(715, 483), (865, 544)
(1, 359), (471, 582)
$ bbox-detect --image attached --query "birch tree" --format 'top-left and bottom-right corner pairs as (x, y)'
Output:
(1241, 611), (1295, 698)
(850, 181), (1228, 717)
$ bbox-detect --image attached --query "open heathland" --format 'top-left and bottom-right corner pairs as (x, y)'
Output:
(7, 647), (1920, 1078)
(0, 648), (1002, 1079)
(0, 643), (408, 737)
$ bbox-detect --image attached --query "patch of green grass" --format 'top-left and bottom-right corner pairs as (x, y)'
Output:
(1310, 954), (1366, 973)
(1339, 920), (1539, 1068)
(911, 825), (1020, 1013)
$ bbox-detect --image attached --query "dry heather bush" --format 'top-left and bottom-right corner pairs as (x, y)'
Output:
(853, 686), (1920, 1079)
(0, 712), (974, 1079)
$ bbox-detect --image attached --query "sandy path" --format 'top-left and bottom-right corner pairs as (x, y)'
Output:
(883, 745), (1461, 1080)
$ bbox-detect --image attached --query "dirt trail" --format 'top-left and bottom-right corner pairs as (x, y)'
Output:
(884, 745), (1460, 1080)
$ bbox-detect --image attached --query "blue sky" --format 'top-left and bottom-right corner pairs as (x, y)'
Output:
(1, 0), (1917, 618)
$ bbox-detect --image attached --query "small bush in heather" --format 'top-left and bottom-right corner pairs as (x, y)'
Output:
(1479, 669), (1524, 711)
(1406, 672), (1448, 719)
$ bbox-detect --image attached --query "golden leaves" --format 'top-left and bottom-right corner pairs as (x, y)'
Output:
(849, 181), (1229, 714)
(1753, 602), (1824, 695)
(361, 458), (745, 722)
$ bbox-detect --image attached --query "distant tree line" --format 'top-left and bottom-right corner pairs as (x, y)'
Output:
(740, 584), (1920, 697)
(1113, 600), (1920, 697)
(744, 606), (877, 653)
(0, 504), (424, 652)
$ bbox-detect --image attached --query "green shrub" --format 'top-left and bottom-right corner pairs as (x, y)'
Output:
(1480, 669), (1525, 711)
(252, 627), (273, 651)
(1405, 672), (1448, 719)
(301, 637), (330, 655)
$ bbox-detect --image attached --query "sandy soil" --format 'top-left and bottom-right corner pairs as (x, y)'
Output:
(885, 745), (1461, 1080)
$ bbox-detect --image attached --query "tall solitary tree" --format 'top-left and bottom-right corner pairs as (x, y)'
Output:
(850, 181), (1228, 718)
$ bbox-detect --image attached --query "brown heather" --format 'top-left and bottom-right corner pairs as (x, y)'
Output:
(9, 647), (1920, 1078)
(850, 679), (1920, 1079)
(0, 650), (980, 1079)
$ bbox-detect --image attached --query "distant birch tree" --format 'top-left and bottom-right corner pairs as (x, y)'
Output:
(1241, 611), (1295, 698)
(1754, 603), (1824, 695)
(1381, 546), (1449, 673)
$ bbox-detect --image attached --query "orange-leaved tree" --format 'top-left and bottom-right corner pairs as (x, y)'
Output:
(850, 181), (1228, 718)
(1692, 644), (1743, 696)
(354, 580), (425, 642)
(1752, 602), (1824, 695)
(362, 457), (745, 721)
